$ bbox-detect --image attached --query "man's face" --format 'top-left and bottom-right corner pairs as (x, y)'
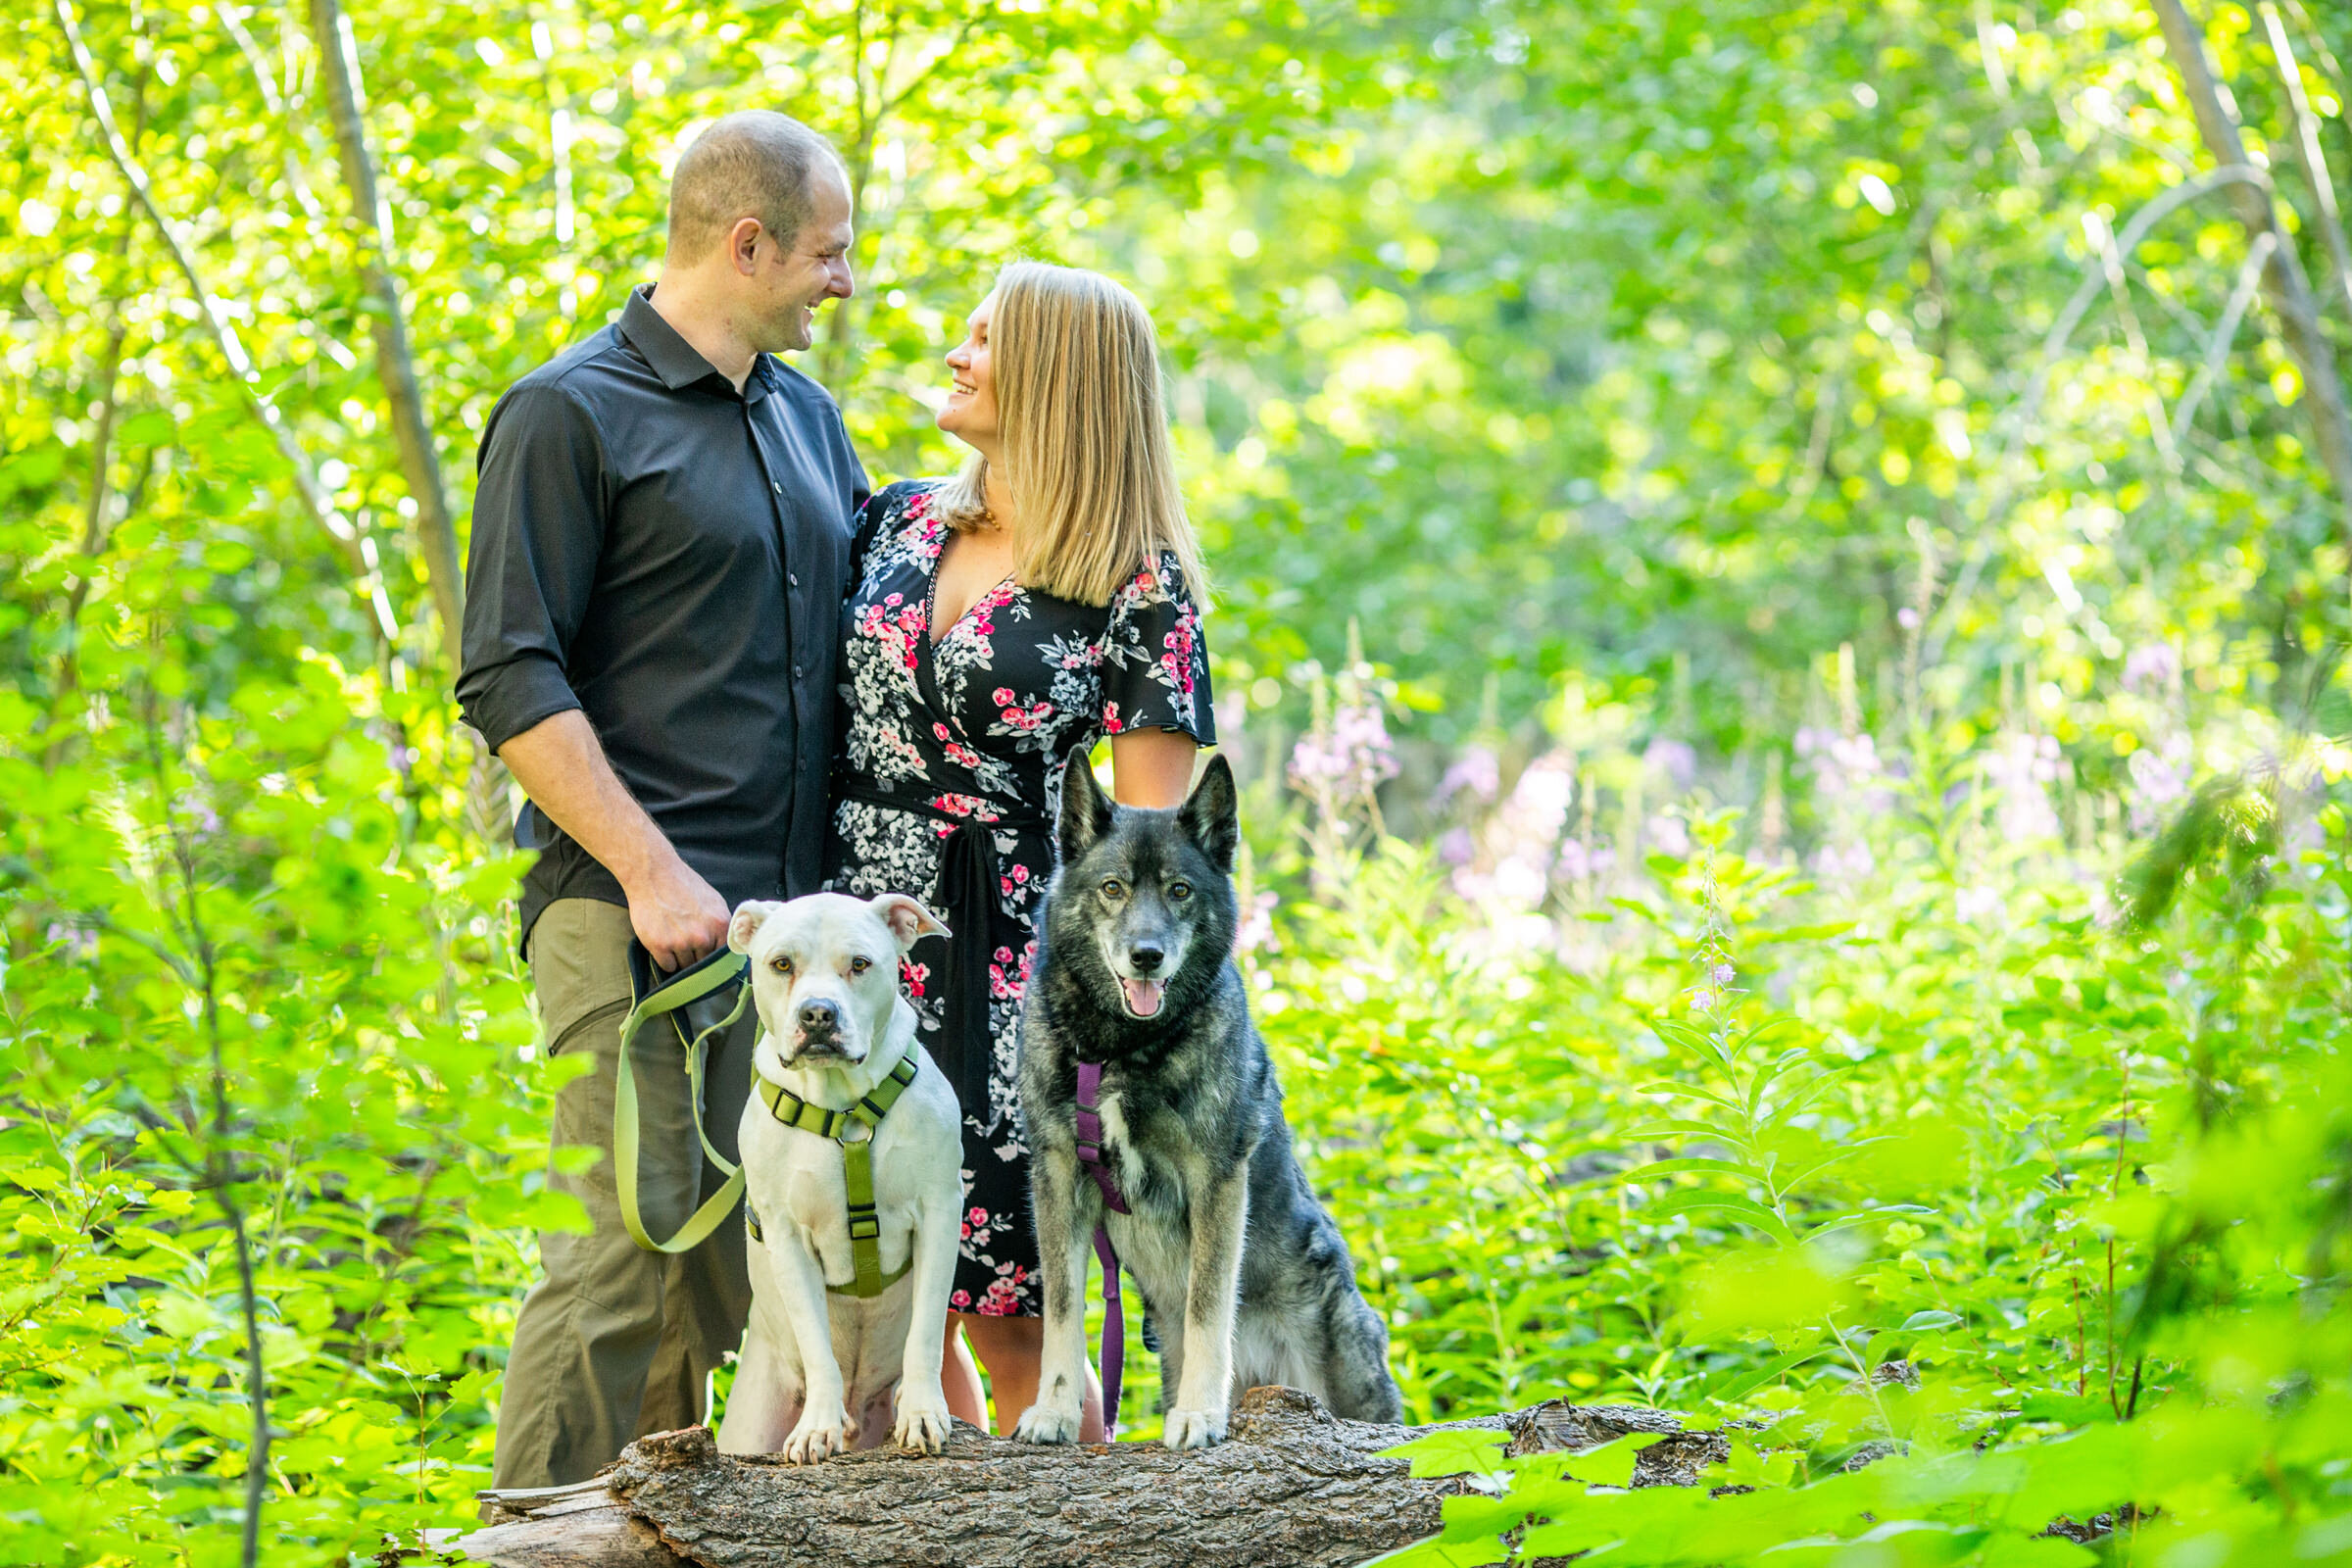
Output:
(749, 165), (855, 353)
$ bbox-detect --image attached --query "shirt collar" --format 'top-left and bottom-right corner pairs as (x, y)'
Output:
(619, 283), (750, 396)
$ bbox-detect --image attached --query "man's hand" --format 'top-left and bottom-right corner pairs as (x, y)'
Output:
(497, 710), (732, 971)
(625, 855), (731, 973)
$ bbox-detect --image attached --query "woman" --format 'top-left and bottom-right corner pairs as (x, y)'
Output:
(822, 262), (1214, 1438)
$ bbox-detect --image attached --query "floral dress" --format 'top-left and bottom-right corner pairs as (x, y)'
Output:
(821, 478), (1214, 1317)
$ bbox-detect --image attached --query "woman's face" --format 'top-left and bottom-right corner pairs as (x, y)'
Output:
(938, 294), (999, 450)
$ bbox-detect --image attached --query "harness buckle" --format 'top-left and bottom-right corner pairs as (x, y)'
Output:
(847, 1212), (881, 1241)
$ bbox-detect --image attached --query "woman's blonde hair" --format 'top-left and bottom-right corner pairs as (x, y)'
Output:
(935, 262), (1208, 609)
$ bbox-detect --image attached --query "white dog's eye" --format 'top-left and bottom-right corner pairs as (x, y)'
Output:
(1101, 878), (1126, 900)
(850, 956), (872, 974)
(1168, 881), (1192, 901)
(770, 956), (793, 974)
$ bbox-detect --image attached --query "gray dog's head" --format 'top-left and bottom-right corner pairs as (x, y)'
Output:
(1052, 749), (1240, 1021)
(730, 892), (948, 1066)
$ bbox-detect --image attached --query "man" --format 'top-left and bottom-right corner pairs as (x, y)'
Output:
(457, 111), (868, 1490)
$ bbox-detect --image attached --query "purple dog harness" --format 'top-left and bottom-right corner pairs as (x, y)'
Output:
(1073, 1060), (1129, 1438)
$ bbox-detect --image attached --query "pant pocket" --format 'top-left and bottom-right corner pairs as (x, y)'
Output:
(530, 900), (635, 1057)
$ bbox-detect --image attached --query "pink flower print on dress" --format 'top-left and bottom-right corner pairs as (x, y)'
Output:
(900, 958), (930, 1000)
(998, 696), (1054, 733)
(1103, 701), (1124, 735)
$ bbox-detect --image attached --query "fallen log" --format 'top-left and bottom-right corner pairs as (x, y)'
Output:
(440, 1387), (1730, 1568)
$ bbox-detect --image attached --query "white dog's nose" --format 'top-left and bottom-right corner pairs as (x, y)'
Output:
(799, 998), (842, 1033)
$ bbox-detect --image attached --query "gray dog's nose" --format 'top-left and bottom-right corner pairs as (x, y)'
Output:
(1128, 943), (1165, 974)
(799, 999), (840, 1033)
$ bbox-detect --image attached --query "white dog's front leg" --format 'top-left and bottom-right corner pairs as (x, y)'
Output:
(1012, 1149), (1096, 1445)
(716, 1260), (802, 1456)
(891, 1186), (963, 1453)
(1164, 1166), (1249, 1450)
(766, 1233), (852, 1463)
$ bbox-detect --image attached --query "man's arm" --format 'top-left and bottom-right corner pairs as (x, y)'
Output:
(498, 711), (729, 971)
(459, 384), (723, 970)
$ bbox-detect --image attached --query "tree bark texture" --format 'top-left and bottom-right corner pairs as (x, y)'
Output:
(306, 0), (466, 674)
(2150, 0), (2352, 555)
(437, 1388), (1730, 1568)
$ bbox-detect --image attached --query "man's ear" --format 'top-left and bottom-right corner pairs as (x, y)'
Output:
(729, 215), (764, 277)
(1177, 752), (1240, 873)
(1056, 746), (1114, 866)
(729, 900), (786, 956)
(869, 893), (950, 953)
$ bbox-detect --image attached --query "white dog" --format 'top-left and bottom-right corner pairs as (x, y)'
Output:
(713, 892), (963, 1463)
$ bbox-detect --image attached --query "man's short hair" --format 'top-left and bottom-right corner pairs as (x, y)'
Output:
(666, 112), (842, 263)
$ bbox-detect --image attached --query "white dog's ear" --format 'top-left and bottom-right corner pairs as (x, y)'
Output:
(728, 900), (786, 955)
(868, 893), (950, 952)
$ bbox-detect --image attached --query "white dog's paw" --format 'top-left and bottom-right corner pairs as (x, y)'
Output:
(782, 1402), (851, 1464)
(1012, 1402), (1085, 1446)
(893, 1388), (954, 1455)
(1162, 1406), (1227, 1450)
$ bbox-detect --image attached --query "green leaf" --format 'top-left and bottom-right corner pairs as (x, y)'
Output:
(1376, 1428), (1509, 1480)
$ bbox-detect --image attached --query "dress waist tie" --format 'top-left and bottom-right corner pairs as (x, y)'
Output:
(833, 779), (1048, 1120)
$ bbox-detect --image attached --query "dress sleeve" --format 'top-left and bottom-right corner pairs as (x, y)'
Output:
(1100, 551), (1216, 745)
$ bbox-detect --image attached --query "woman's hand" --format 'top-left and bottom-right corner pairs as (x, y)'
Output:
(1109, 727), (1200, 808)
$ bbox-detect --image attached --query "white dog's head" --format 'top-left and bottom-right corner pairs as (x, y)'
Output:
(728, 892), (948, 1068)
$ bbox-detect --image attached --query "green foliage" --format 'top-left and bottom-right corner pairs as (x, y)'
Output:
(4, 0), (2352, 1563)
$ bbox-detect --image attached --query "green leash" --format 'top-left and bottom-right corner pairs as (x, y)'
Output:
(614, 943), (754, 1254)
(752, 1042), (922, 1298)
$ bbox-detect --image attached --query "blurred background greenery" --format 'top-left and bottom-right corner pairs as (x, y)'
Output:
(3, 0), (2349, 1563)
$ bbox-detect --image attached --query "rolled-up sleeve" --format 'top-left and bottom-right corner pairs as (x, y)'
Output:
(457, 382), (607, 753)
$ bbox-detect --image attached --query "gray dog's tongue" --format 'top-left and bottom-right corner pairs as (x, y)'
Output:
(1121, 977), (1165, 1017)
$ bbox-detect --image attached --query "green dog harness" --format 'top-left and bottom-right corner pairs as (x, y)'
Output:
(613, 943), (753, 1254)
(752, 1042), (922, 1298)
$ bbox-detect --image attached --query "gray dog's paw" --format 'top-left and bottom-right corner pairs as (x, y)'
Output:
(1012, 1402), (1084, 1445)
(1162, 1407), (1227, 1449)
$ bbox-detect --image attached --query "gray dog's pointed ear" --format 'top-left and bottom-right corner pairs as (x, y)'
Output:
(869, 893), (950, 953)
(1057, 746), (1114, 865)
(729, 900), (786, 955)
(1178, 752), (1240, 872)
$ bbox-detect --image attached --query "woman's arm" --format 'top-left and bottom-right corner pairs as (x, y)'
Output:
(1109, 727), (1200, 808)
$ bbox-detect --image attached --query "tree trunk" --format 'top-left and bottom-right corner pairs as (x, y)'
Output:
(307, 0), (466, 676)
(434, 1388), (1729, 1568)
(2150, 0), (2352, 558)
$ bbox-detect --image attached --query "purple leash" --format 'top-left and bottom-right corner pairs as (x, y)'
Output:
(1073, 1060), (1129, 1438)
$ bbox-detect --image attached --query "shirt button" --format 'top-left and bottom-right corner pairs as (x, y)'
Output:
(793, 663), (806, 680)
(771, 482), (781, 495)
(788, 572), (800, 587)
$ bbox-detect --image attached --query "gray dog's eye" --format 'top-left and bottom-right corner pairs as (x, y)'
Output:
(850, 956), (872, 974)
(1101, 878), (1126, 900)
(1168, 881), (1192, 900)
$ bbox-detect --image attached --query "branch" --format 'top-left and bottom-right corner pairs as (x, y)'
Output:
(2260, 1), (2352, 324)
(52, 0), (399, 642)
(2150, 0), (2352, 557)
(306, 0), (465, 675)
(1923, 166), (2275, 665)
(2174, 230), (2278, 444)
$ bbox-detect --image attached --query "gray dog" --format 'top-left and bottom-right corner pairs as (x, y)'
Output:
(1012, 750), (1403, 1448)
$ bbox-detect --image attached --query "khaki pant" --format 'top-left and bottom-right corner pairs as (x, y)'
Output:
(492, 898), (756, 1489)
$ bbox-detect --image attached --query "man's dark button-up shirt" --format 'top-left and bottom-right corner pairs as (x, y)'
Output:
(458, 284), (869, 948)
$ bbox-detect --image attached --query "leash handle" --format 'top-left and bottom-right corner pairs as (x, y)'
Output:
(614, 945), (751, 1255)
(1093, 1222), (1123, 1440)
